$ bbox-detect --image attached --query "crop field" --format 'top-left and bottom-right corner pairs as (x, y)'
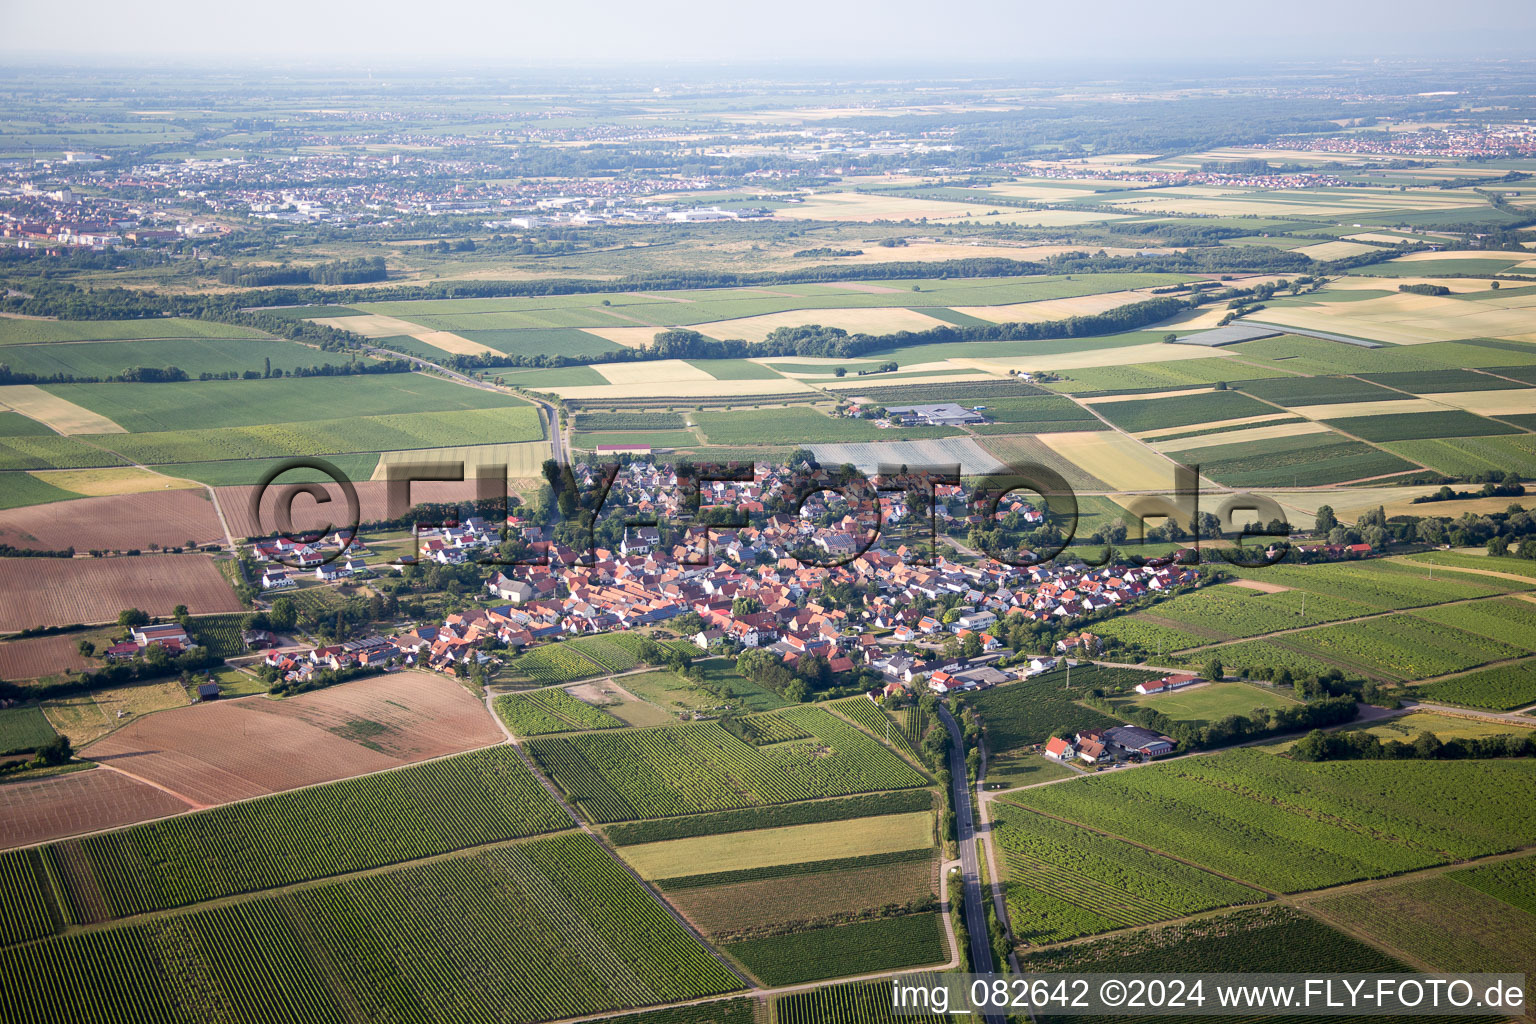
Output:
(1416, 660), (1536, 710)
(1385, 433), (1536, 477)
(0, 487), (225, 551)
(1008, 750), (1536, 892)
(603, 790), (934, 846)
(1162, 432), (1417, 487)
(88, 405), (543, 465)
(0, 834), (743, 1024)
(0, 554), (240, 631)
(0, 706), (59, 754)
(0, 317), (267, 346)
(1033, 430), (1182, 491)
(619, 664), (790, 716)
(1230, 559), (1530, 609)
(1202, 608), (1534, 682)
(1121, 682), (1302, 725)
(0, 847), (55, 947)
(1018, 906), (1410, 1012)
(526, 706), (928, 823)
(723, 912), (947, 986)
(694, 407), (961, 446)
(494, 686), (625, 735)
(1398, 550), (1536, 580)
(620, 812), (933, 880)
(1098, 582), (1373, 652)
(81, 672), (504, 808)
(1311, 861), (1536, 1001)
(963, 667), (1155, 753)
(1235, 375), (1401, 406)
(990, 802), (1265, 945)
(48, 746), (570, 923)
(43, 374), (526, 433)
(0, 769), (193, 850)
(1091, 390), (1273, 433)
(975, 433), (1113, 491)
(0, 336), (337, 380)
(776, 979), (949, 1024)
(505, 631), (668, 684)
(571, 411), (688, 430)
(806, 437), (1005, 476)
(1337, 711), (1535, 746)
(666, 852), (936, 940)
(828, 696), (918, 757)
(0, 631), (100, 680)
(1321, 409), (1516, 442)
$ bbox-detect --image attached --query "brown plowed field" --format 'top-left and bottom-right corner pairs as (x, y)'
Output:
(0, 768), (191, 849)
(82, 671), (501, 808)
(0, 633), (96, 679)
(217, 479), (488, 540)
(0, 489), (224, 552)
(0, 554), (242, 631)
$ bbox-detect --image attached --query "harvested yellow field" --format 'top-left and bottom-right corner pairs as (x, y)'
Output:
(1259, 485), (1443, 522)
(29, 467), (201, 496)
(1252, 290), (1536, 345)
(579, 326), (660, 349)
(310, 313), (426, 338)
(541, 378), (817, 401)
(933, 208), (1123, 227)
(1416, 389), (1536, 417)
(691, 306), (953, 344)
(791, 241), (1062, 265)
(410, 330), (497, 357)
(958, 342), (1229, 376)
(1083, 387), (1215, 406)
(0, 384), (125, 434)
(1290, 397), (1448, 420)
(1036, 431), (1174, 491)
(591, 359), (713, 385)
(1151, 420), (1332, 453)
(1344, 232), (1422, 244)
(774, 191), (987, 222)
(951, 290), (1147, 324)
(1395, 249), (1527, 262)
(1324, 276), (1490, 294)
(823, 372), (1001, 390)
(619, 812), (933, 880)
(373, 441), (550, 480)
(1291, 240), (1383, 261)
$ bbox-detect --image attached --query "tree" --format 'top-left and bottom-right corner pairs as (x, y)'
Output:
(1203, 656), (1224, 682)
(76, 639), (95, 658)
(117, 608), (149, 627)
(269, 596), (297, 632)
(1314, 505), (1338, 535)
(1491, 280), (1500, 290)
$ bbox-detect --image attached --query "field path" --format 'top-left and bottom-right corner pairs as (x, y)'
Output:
(92, 761), (205, 811)
(938, 702), (1002, 1011)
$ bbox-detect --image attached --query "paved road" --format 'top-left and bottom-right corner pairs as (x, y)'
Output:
(938, 705), (998, 964)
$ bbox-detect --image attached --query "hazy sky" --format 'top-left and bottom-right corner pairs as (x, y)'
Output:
(3, 0), (1534, 64)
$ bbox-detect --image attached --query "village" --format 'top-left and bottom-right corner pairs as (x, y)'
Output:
(242, 460), (1201, 713)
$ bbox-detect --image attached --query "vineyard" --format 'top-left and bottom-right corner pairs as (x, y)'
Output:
(49, 746), (571, 922)
(1228, 560), (1528, 611)
(1410, 597), (1536, 650)
(1008, 750), (1536, 892)
(0, 834), (744, 1024)
(963, 667), (1153, 754)
(990, 802), (1265, 945)
(826, 696), (917, 757)
(0, 848), (55, 947)
(776, 979), (949, 1024)
(494, 687), (624, 735)
(188, 613), (251, 658)
(526, 706), (928, 823)
(723, 912), (947, 986)
(1417, 659), (1536, 710)
(507, 631), (691, 684)
(603, 789), (934, 846)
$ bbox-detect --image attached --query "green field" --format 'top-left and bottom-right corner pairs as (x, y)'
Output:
(0, 318), (267, 346)
(1416, 659), (1536, 710)
(1008, 749), (1536, 892)
(0, 337), (347, 379)
(694, 407), (962, 446)
(0, 435), (129, 471)
(40, 747), (568, 924)
(157, 453), (381, 486)
(618, 663), (791, 715)
(90, 407), (541, 464)
(0, 705), (58, 754)
(723, 912), (946, 986)
(0, 834), (743, 1024)
(1163, 432), (1417, 487)
(991, 802), (1265, 944)
(620, 812), (933, 880)
(1323, 409), (1518, 442)
(457, 327), (626, 358)
(604, 789), (935, 846)
(526, 705), (928, 823)
(1121, 682), (1302, 725)
(1093, 389), (1273, 433)
(1235, 374), (1401, 406)
(0, 472), (82, 510)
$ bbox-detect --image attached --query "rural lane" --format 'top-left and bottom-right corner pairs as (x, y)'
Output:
(938, 701), (1004, 1020)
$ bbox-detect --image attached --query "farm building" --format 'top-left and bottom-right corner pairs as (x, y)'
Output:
(1135, 673), (1201, 695)
(885, 403), (988, 426)
(1105, 725), (1175, 758)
